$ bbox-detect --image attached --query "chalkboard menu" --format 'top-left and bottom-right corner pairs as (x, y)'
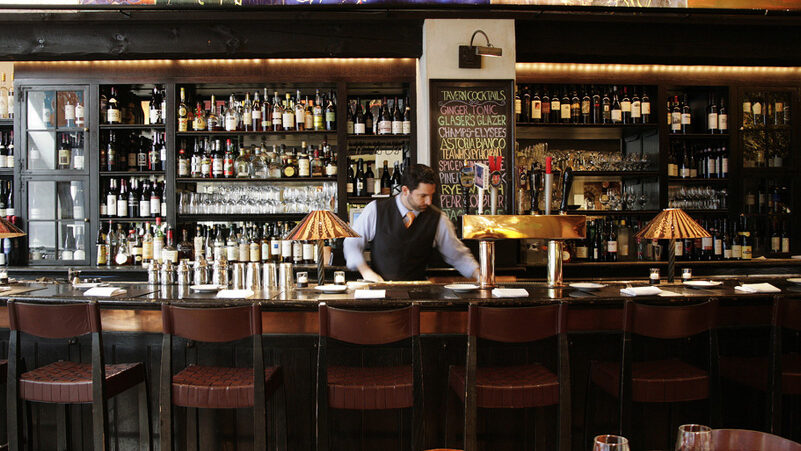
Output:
(430, 80), (514, 223)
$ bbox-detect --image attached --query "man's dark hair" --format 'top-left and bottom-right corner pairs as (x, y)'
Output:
(402, 163), (437, 191)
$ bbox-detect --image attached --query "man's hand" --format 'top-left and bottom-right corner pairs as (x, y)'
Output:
(472, 268), (481, 282)
(358, 263), (385, 283)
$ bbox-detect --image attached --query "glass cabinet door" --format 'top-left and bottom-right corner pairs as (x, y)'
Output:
(24, 88), (88, 173)
(25, 178), (89, 264)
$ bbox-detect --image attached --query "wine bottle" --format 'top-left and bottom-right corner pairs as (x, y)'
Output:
(177, 87), (188, 132)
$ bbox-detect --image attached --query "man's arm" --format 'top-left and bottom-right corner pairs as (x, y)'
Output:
(342, 201), (384, 282)
(433, 214), (480, 280)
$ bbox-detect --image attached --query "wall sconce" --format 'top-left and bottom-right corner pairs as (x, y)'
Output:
(459, 29), (503, 69)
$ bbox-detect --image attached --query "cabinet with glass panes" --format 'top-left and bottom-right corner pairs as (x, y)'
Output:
(20, 86), (91, 265)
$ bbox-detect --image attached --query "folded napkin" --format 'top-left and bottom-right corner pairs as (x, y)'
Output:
(657, 290), (682, 297)
(491, 288), (529, 298)
(354, 289), (386, 299)
(216, 289), (255, 299)
(620, 286), (662, 296)
(735, 283), (780, 293)
(84, 286), (127, 297)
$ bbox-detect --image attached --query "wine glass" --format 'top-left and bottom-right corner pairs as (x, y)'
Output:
(674, 424), (711, 451)
(593, 434), (630, 451)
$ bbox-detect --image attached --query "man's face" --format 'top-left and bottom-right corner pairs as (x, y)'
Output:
(402, 183), (436, 212)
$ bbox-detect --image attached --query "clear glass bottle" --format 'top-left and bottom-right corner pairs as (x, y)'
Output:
(235, 146), (252, 178)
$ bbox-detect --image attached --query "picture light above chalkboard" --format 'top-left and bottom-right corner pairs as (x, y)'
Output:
(458, 30), (503, 69)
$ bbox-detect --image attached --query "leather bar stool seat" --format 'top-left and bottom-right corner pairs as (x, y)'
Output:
(720, 353), (801, 395)
(19, 360), (145, 403)
(327, 365), (412, 410)
(449, 363), (559, 409)
(171, 365), (282, 409)
(591, 358), (710, 403)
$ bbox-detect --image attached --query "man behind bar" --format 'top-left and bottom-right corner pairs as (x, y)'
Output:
(344, 163), (479, 282)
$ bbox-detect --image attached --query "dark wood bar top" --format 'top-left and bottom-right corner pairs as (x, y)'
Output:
(0, 277), (798, 334)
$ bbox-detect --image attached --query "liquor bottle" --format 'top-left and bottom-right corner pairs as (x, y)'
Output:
(681, 94), (692, 133)
(64, 96), (75, 127)
(149, 86), (162, 125)
(514, 86), (522, 122)
(707, 93), (718, 134)
(57, 134), (71, 170)
(610, 87), (622, 124)
(364, 100), (374, 134)
(6, 75), (13, 120)
(139, 222), (152, 266)
(670, 96), (681, 133)
(380, 160), (391, 195)
(0, 74), (8, 119)
(192, 225), (204, 261)
(116, 178), (128, 218)
(138, 180), (150, 218)
(375, 98), (389, 136)
(130, 228), (142, 265)
(192, 101), (206, 131)
(540, 88), (551, 124)
(152, 217), (164, 263)
(356, 158), (367, 197)
(212, 226), (224, 262)
(326, 93), (337, 131)
(781, 220), (790, 254)
(620, 87), (631, 123)
(107, 87), (121, 124)
(206, 95), (219, 131)
(223, 140), (235, 178)
(297, 144), (311, 178)
(162, 226), (178, 264)
(288, 90), (302, 132)
(714, 96), (728, 133)
(589, 86), (600, 124)
(210, 140), (223, 178)
(281, 223), (293, 263)
(391, 161), (402, 195)
(531, 88), (542, 123)
(235, 146), (251, 178)
(177, 145), (190, 177)
(282, 149), (297, 178)
(225, 93), (239, 132)
(177, 87), (189, 132)
(606, 220), (618, 262)
(127, 178), (138, 218)
(96, 226), (107, 266)
(365, 161), (376, 195)
(601, 89), (611, 124)
(680, 144), (690, 179)
(279, 93), (293, 131)
(6, 131), (13, 169)
(560, 88), (570, 123)
(640, 88), (651, 123)
(150, 181), (162, 217)
(631, 88), (641, 124)
(579, 86), (591, 124)
(5, 181), (13, 223)
(105, 179), (117, 217)
(266, 223), (279, 262)
(354, 99), (366, 135)
(770, 219), (781, 255)
(568, 88), (579, 123)
(402, 97), (411, 135)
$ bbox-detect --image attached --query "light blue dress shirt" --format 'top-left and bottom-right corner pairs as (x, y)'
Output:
(343, 196), (479, 279)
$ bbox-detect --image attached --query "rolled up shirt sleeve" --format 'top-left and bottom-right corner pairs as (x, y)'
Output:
(343, 201), (378, 271)
(434, 214), (479, 279)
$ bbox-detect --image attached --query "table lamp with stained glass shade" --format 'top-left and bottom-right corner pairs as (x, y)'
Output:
(635, 208), (710, 283)
(286, 210), (360, 286)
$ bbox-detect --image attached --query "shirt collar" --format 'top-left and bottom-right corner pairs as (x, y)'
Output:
(395, 194), (420, 217)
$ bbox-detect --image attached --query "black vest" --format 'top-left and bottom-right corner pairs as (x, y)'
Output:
(370, 197), (440, 281)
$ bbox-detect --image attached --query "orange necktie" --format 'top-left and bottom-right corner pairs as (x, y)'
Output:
(403, 211), (415, 229)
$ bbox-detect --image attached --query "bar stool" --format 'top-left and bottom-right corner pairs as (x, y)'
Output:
(585, 298), (721, 449)
(446, 303), (571, 451)
(316, 302), (423, 451)
(159, 302), (287, 451)
(719, 296), (801, 435)
(6, 299), (151, 451)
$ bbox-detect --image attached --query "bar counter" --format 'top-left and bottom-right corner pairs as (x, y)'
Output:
(1, 277), (798, 450)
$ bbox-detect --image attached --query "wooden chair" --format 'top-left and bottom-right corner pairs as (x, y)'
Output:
(6, 299), (151, 451)
(711, 428), (801, 451)
(446, 303), (570, 451)
(585, 298), (721, 449)
(316, 302), (423, 451)
(719, 296), (801, 434)
(159, 303), (287, 451)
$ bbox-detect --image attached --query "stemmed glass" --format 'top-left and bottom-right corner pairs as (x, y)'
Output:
(674, 424), (711, 451)
(593, 434), (630, 451)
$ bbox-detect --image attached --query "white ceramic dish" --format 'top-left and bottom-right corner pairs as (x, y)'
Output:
(315, 284), (348, 293)
(786, 278), (801, 285)
(569, 282), (606, 290)
(445, 283), (480, 293)
(189, 284), (225, 293)
(682, 280), (723, 288)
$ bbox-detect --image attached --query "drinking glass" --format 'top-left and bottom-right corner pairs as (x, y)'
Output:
(593, 434), (630, 451)
(675, 424), (711, 451)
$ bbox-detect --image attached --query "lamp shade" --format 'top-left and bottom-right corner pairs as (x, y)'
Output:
(635, 208), (710, 240)
(286, 210), (360, 241)
(0, 218), (25, 238)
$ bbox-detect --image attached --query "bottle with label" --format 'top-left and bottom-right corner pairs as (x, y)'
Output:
(707, 93), (718, 134)
(223, 140), (235, 178)
(402, 97), (412, 135)
(96, 226), (107, 265)
(57, 134), (71, 170)
(177, 146), (190, 177)
(152, 217), (164, 263)
(354, 99), (366, 135)
(610, 87), (622, 124)
(107, 87), (121, 124)
(718, 96), (728, 132)
(356, 158), (367, 197)
(297, 143), (311, 178)
(620, 86), (631, 123)
(681, 94), (692, 133)
(601, 89), (611, 124)
(177, 87), (189, 132)
(365, 162), (376, 195)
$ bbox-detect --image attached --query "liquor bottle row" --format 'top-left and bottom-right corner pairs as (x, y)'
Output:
(742, 93), (791, 127)
(667, 93), (728, 134)
(59, 223), (86, 261)
(96, 220), (330, 267)
(514, 84), (654, 124)
(100, 131), (166, 172)
(0, 131), (14, 169)
(176, 138), (337, 179)
(56, 132), (84, 171)
(100, 177), (167, 218)
(744, 182), (791, 215)
(346, 158), (404, 197)
(0, 73), (14, 120)
(570, 216), (789, 263)
(177, 87), (337, 133)
(100, 85), (166, 125)
(667, 143), (729, 179)
(345, 96), (412, 135)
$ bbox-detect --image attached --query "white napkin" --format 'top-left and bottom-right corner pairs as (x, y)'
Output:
(84, 286), (127, 297)
(620, 286), (662, 296)
(491, 288), (529, 298)
(657, 290), (682, 297)
(354, 289), (386, 299)
(216, 289), (255, 299)
(735, 283), (780, 293)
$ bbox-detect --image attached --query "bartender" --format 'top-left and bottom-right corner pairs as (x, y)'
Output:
(344, 163), (479, 282)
